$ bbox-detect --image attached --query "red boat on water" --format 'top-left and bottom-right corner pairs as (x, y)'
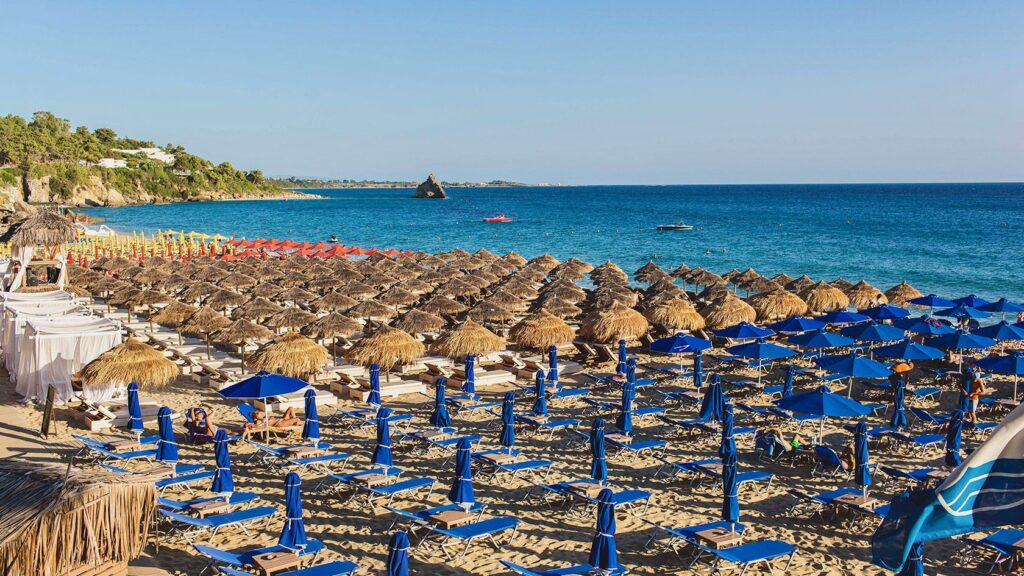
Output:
(483, 213), (513, 223)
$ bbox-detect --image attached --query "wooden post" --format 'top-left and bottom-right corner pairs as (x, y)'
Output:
(41, 385), (56, 438)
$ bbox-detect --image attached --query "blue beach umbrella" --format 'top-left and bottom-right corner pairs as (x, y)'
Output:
(589, 489), (618, 571)
(815, 310), (870, 325)
(301, 388), (319, 444)
(448, 437), (474, 509)
(769, 316), (826, 334)
(500, 392), (515, 452)
(219, 370), (308, 399)
(977, 351), (1024, 399)
(926, 330), (996, 357)
(816, 352), (892, 397)
(616, 380), (634, 435)
(616, 340), (628, 376)
(979, 297), (1024, 319)
(463, 355), (477, 398)
(862, 303), (911, 321)
(899, 542), (925, 576)
(936, 304), (990, 320)
(957, 389), (971, 413)
(954, 294), (991, 308)
(694, 349), (704, 390)
(211, 429), (234, 497)
(854, 420), (872, 495)
(721, 442), (739, 531)
(386, 531), (410, 576)
(891, 376), (908, 429)
(872, 339), (944, 361)
(279, 471), (308, 551)
(649, 332), (713, 354)
(973, 320), (1024, 343)
(775, 385), (871, 440)
(719, 403), (735, 458)
(430, 377), (452, 429)
(699, 374), (725, 422)
(725, 338), (796, 384)
(372, 407), (393, 469)
(590, 418), (607, 485)
(126, 382), (143, 438)
(368, 363), (382, 406)
(782, 364), (795, 398)
(713, 321), (774, 340)
(909, 294), (954, 308)
(894, 315), (956, 336)
(156, 406), (177, 466)
(625, 358), (637, 384)
(548, 345), (559, 385)
(787, 329), (854, 349)
(840, 321), (906, 344)
(531, 370), (548, 417)
(945, 409), (964, 467)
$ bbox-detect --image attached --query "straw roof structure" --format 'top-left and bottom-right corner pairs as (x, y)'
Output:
(701, 294), (757, 330)
(786, 274), (815, 293)
(232, 297), (284, 321)
(5, 210), (78, 248)
(748, 289), (808, 322)
(205, 289), (246, 311)
(179, 306), (231, 358)
(344, 326), (425, 370)
(536, 297), (583, 319)
(303, 312), (362, 339)
(432, 319), (506, 358)
(216, 318), (273, 344)
(267, 308), (317, 330)
(393, 309), (446, 334)
(81, 337), (179, 389)
(0, 461), (155, 576)
(149, 300), (197, 327)
(686, 268), (725, 287)
(644, 297), (706, 331)
(800, 281), (850, 314)
(311, 291), (358, 312)
(509, 310), (575, 350)
(468, 300), (516, 323)
(579, 303), (650, 343)
(884, 281), (924, 306)
(847, 280), (887, 309)
(831, 277), (854, 292)
(247, 331), (329, 379)
(349, 300), (399, 320)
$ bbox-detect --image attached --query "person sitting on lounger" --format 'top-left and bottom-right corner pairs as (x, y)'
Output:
(764, 427), (807, 453)
(840, 442), (855, 472)
(243, 407), (301, 438)
(186, 407), (218, 440)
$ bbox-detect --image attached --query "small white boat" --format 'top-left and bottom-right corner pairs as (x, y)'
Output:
(656, 223), (694, 231)
(76, 223), (117, 237)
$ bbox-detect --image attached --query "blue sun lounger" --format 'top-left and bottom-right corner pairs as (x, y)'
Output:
(500, 560), (627, 575)
(327, 407), (414, 431)
(958, 528), (1024, 573)
(472, 450), (553, 483)
(383, 502), (487, 535)
(787, 487), (859, 519)
(447, 395), (502, 415)
(583, 398), (667, 422)
(158, 492), (260, 512)
(159, 505), (276, 541)
(882, 431), (945, 455)
(515, 414), (581, 439)
(326, 466), (403, 495)
(693, 539), (797, 575)
(217, 561), (358, 576)
(155, 470), (217, 494)
(349, 476), (435, 508)
(689, 463), (774, 492)
(418, 516), (519, 559)
(606, 436), (667, 462)
(879, 466), (934, 490)
(192, 539), (324, 575)
(582, 373), (656, 390)
(74, 434), (158, 464)
(642, 519), (746, 555)
(246, 440), (334, 465)
(650, 388), (701, 406)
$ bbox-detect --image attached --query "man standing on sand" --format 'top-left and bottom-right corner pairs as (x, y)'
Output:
(967, 372), (987, 423)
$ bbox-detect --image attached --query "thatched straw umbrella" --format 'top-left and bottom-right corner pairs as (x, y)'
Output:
(437, 278), (481, 299)
(884, 281), (924, 306)
(219, 273), (257, 291)
(181, 281), (219, 304)
(393, 309), (446, 334)
(420, 295), (468, 315)
(310, 291), (358, 312)
(378, 287), (419, 307)
(503, 252), (529, 267)
(150, 300), (198, 344)
(468, 300), (516, 324)
(537, 297), (583, 319)
(485, 290), (528, 311)
(193, 266), (228, 283)
(686, 268), (725, 288)
(800, 281), (850, 314)
(275, 286), (316, 304)
(157, 273), (191, 293)
(432, 319), (505, 359)
(771, 273), (796, 286)
(509, 310), (575, 351)
(128, 290), (169, 331)
(579, 303), (650, 343)
(232, 296), (284, 321)
(250, 282), (284, 299)
(786, 274), (815, 293)
(106, 287), (141, 314)
(267, 308), (317, 332)
(644, 297), (706, 332)
(748, 289), (808, 322)
(831, 277), (854, 292)
(530, 254), (561, 271)
(247, 331), (329, 379)
(215, 319), (273, 374)
(205, 289), (246, 313)
(303, 312), (362, 365)
(634, 261), (667, 283)
(0, 461), (155, 576)
(344, 326), (425, 380)
(701, 294), (757, 330)
(740, 277), (782, 295)
(179, 306), (231, 359)
(81, 337), (179, 390)
(670, 264), (691, 278)
(133, 267), (169, 287)
(349, 300), (399, 321)
(846, 280), (887, 309)
(5, 210), (77, 248)
(103, 255), (135, 271)
(338, 282), (378, 301)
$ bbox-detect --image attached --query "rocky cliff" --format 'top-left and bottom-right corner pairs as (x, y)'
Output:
(414, 174), (447, 199)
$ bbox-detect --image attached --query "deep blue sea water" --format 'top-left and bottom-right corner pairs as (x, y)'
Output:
(81, 183), (1024, 301)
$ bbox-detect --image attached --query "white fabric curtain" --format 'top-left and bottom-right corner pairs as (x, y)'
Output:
(8, 246), (34, 292)
(16, 317), (121, 403)
(3, 302), (88, 377)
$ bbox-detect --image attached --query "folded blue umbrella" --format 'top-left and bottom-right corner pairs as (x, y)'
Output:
(957, 389), (971, 413)
(211, 429), (234, 496)
(769, 316), (826, 333)
(815, 310), (870, 325)
(448, 437), (474, 508)
(463, 355), (477, 398)
(893, 315), (956, 336)
(862, 304), (911, 321)
(548, 345), (559, 385)
(979, 297), (1024, 314)
(626, 358), (637, 384)
(372, 407), (393, 469)
(126, 382), (143, 436)
(719, 403), (735, 458)
(890, 377), (908, 429)
(926, 330), (996, 351)
(854, 420), (872, 493)
(301, 388), (319, 444)
(386, 531), (410, 576)
(973, 321), (1024, 342)
(430, 377), (452, 428)
(693, 349), (704, 390)
(840, 321), (906, 343)
(782, 365), (795, 398)
(945, 410), (963, 467)
(156, 406), (178, 465)
(788, 329), (854, 349)
(936, 304), (990, 320)
(721, 441), (739, 530)
(531, 370), (548, 417)
(909, 294), (953, 308)
(500, 392), (515, 452)
(616, 380), (634, 435)
(872, 339), (944, 361)
(649, 332), (713, 354)
(954, 294), (991, 308)
(816, 351), (892, 380)
(279, 471), (307, 551)
(616, 340), (628, 376)
(699, 374), (725, 422)
(714, 321), (774, 340)
(590, 418), (607, 484)
(219, 370), (308, 399)
(898, 542), (924, 576)
(368, 363), (382, 406)
(589, 489), (618, 571)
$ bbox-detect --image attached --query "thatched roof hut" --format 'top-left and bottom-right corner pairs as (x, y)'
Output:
(579, 303), (650, 343)
(80, 337), (179, 389)
(247, 331), (329, 379)
(748, 289), (808, 322)
(344, 326), (425, 375)
(701, 294), (757, 330)
(509, 310), (575, 351)
(4, 210), (78, 248)
(847, 280), (887, 309)
(432, 319), (506, 358)
(800, 281), (850, 314)
(0, 461), (155, 576)
(644, 297), (706, 332)
(884, 281), (924, 306)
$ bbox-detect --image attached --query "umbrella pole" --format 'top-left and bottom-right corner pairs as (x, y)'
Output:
(818, 417), (825, 444)
(240, 343), (246, 375)
(206, 334), (212, 360)
(1015, 374), (1018, 401)
(333, 340), (337, 366)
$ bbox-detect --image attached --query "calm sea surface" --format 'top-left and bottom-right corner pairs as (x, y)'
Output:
(81, 184), (1024, 301)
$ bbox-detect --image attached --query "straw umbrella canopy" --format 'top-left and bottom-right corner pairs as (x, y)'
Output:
(734, 268), (761, 286)
(106, 287), (141, 314)
(311, 291), (358, 312)
(529, 254), (561, 271)
(193, 266), (228, 283)
(485, 289), (528, 311)
(550, 266), (585, 281)
(205, 289), (246, 313)
(81, 337), (179, 390)
(156, 273), (191, 292)
(740, 277), (782, 295)
(338, 282), (378, 301)
(393, 309), (446, 334)
(847, 280), (887, 309)
(509, 310), (575, 351)
(771, 273), (796, 286)
(349, 299), (399, 321)
(686, 268), (725, 287)
(786, 274), (815, 293)
(5, 210), (77, 248)
(537, 297), (583, 319)
(232, 296), (284, 321)
(579, 303), (650, 343)
(502, 252), (528, 267)
(701, 294), (757, 330)
(645, 296), (706, 332)
(398, 278), (433, 294)
(90, 277), (127, 296)
(468, 300), (516, 324)
(267, 308), (317, 331)
(179, 306), (231, 359)
(102, 255), (135, 271)
(670, 264), (691, 278)
(377, 286), (419, 307)
(129, 290), (169, 330)
(800, 281), (850, 314)
(634, 261), (667, 283)
(214, 319), (273, 374)
(542, 281), (586, 302)
(219, 273), (257, 291)
(303, 312), (362, 365)
(133, 267), (169, 287)
(246, 331), (329, 379)
(420, 295), (468, 315)
(748, 289), (808, 322)
(502, 278), (543, 299)
(275, 286), (316, 304)
(590, 261), (628, 285)
(181, 281), (219, 304)
(150, 300), (198, 344)
(437, 278), (481, 299)
(831, 277), (855, 292)
(884, 281), (924, 306)
(249, 282), (284, 299)
(721, 269), (742, 284)
(344, 326), (425, 379)
(432, 319), (506, 359)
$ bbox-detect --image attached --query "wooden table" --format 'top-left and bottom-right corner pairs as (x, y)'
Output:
(285, 446), (320, 458)
(694, 527), (743, 549)
(834, 493), (882, 511)
(429, 510), (475, 529)
(251, 551), (301, 576)
(567, 481), (604, 498)
(106, 439), (140, 452)
(605, 433), (632, 444)
(480, 452), (516, 465)
(352, 473), (397, 488)
(189, 500), (231, 518)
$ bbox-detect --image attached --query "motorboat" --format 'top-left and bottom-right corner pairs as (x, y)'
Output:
(483, 213), (513, 223)
(328, 235), (339, 243)
(656, 223), (694, 231)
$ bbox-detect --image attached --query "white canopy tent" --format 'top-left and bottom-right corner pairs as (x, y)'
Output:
(15, 316), (122, 403)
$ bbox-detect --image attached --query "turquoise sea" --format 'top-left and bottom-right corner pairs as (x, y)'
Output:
(81, 183), (1024, 301)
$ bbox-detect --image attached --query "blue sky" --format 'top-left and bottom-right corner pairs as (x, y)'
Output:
(3, 1), (1021, 184)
